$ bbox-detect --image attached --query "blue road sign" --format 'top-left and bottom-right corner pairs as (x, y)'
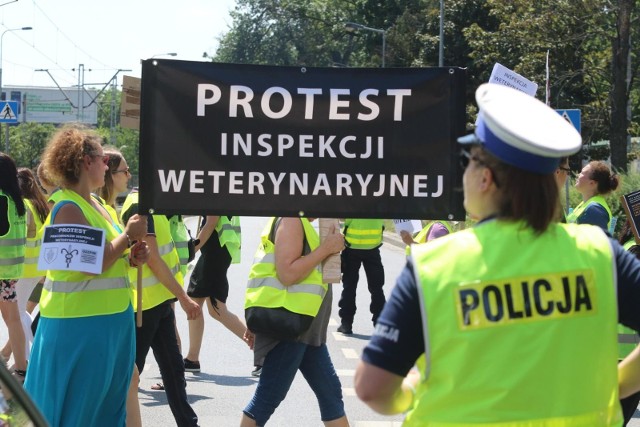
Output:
(0, 101), (18, 123)
(555, 109), (581, 134)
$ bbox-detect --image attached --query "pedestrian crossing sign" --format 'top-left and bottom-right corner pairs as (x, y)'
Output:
(0, 101), (18, 123)
(555, 109), (580, 134)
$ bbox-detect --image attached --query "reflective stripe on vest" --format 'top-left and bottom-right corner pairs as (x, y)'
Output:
(216, 216), (241, 264)
(168, 215), (190, 276)
(122, 191), (181, 311)
(40, 189), (131, 318)
(567, 195), (612, 230)
(0, 191), (26, 279)
(44, 276), (128, 293)
(140, 264), (181, 289)
(407, 220), (621, 426)
(22, 199), (45, 278)
(245, 217), (326, 318)
(344, 219), (383, 249)
(0, 238), (26, 246)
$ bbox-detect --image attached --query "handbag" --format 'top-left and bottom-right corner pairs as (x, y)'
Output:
(245, 306), (314, 341)
(186, 227), (199, 263)
(187, 237), (198, 263)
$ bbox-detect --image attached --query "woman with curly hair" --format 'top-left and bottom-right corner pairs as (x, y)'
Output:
(24, 125), (149, 427)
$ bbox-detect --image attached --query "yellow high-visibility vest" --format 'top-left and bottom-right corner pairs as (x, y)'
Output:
(122, 191), (181, 311)
(21, 199), (45, 278)
(40, 189), (131, 318)
(407, 220), (621, 426)
(344, 219), (383, 250)
(245, 217), (326, 317)
(567, 195), (612, 230)
(216, 216), (241, 264)
(0, 190), (26, 279)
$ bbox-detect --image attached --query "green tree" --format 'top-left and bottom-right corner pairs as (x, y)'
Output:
(8, 122), (56, 168)
(215, 0), (359, 67)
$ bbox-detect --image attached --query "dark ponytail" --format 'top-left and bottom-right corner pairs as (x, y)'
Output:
(0, 153), (25, 216)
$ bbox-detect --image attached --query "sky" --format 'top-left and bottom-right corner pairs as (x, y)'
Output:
(0, 0), (236, 90)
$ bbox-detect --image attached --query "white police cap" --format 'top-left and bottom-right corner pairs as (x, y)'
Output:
(458, 83), (582, 174)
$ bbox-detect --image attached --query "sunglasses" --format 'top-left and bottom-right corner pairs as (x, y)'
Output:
(459, 149), (500, 188)
(558, 166), (571, 173)
(113, 167), (130, 176)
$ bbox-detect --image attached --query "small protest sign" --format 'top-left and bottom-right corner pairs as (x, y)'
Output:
(392, 219), (423, 236)
(621, 190), (640, 245)
(38, 224), (105, 274)
(488, 63), (538, 97)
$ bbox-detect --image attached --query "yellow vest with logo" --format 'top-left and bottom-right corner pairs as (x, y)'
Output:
(567, 195), (612, 230)
(121, 191), (182, 311)
(40, 189), (131, 318)
(344, 219), (384, 250)
(216, 216), (241, 264)
(405, 221), (454, 255)
(22, 199), (45, 278)
(0, 191), (26, 279)
(407, 220), (621, 427)
(245, 217), (326, 317)
(168, 215), (190, 277)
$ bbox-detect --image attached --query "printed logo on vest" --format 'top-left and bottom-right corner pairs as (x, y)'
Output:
(456, 269), (596, 330)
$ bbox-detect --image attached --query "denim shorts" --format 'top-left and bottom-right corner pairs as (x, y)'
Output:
(243, 341), (345, 426)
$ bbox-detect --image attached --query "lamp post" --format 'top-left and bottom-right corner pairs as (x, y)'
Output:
(151, 52), (177, 58)
(345, 22), (386, 68)
(1, 26), (32, 153)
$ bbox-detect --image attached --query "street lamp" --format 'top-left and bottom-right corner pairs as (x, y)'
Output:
(1, 26), (32, 153)
(345, 22), (386, 68)
(151, 52), (177, 58)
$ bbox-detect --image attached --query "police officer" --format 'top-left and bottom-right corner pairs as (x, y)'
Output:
(354, 84), (640, 425)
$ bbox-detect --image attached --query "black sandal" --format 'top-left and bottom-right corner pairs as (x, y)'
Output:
(12, 369), (26, 384)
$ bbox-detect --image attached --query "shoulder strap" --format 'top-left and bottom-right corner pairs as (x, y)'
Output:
(50, 200), (80, 224)
(269, 217), (311, 256)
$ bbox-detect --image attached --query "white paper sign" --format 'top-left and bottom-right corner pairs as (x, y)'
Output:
(393, 219), (423, 236)
(38, 224), (106, 275)
(488, 63), (538, 97)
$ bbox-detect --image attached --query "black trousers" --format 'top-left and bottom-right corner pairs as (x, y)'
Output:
(338, 247), (386, 325)
(136, 301), (199, 427)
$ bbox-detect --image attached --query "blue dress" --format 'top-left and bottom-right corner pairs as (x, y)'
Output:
(24, 305), (134, 427)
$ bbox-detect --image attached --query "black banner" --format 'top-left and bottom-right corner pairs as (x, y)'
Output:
(139, 60), (466, 219)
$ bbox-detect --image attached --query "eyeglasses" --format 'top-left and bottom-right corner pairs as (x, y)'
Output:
(459, 149), (483, 170)
(113, 167), (131, 176)
(459, 149), (500, 188)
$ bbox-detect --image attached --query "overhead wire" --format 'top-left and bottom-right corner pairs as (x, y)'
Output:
(1, 0), (123, 87)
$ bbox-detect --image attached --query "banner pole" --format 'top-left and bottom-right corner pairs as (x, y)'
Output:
(136, 266), (143, 327)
